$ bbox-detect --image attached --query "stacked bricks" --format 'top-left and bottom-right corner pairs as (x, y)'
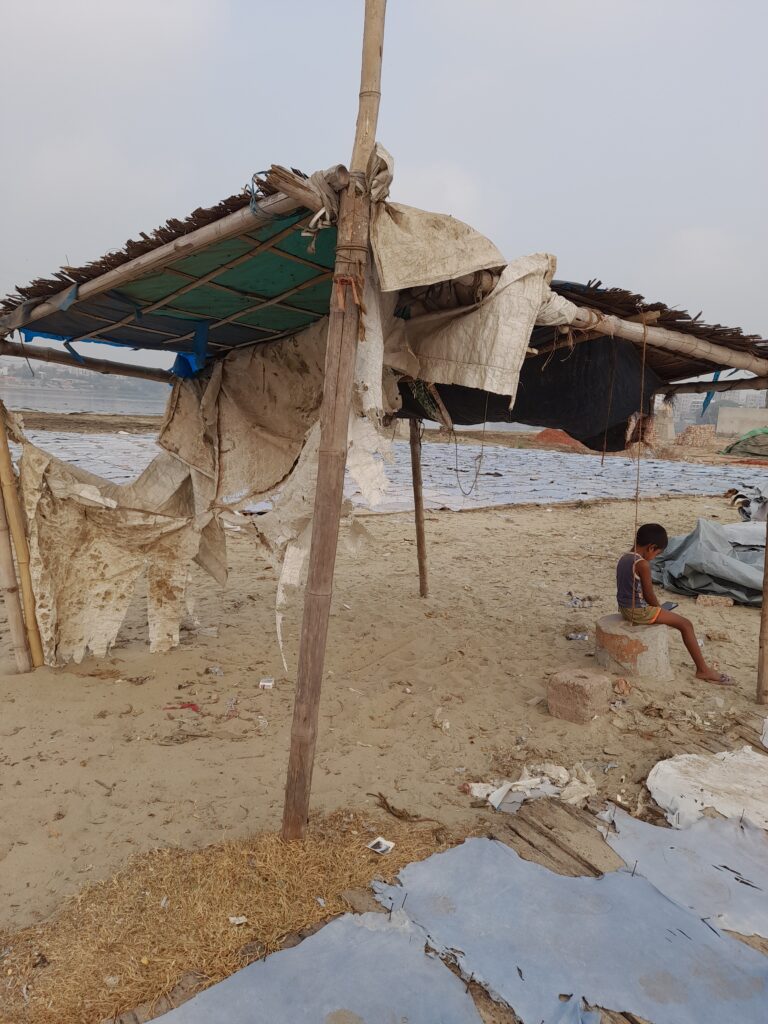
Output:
(675, 424), (716, 447)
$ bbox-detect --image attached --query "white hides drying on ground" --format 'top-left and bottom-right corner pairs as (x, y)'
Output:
(602, 807), (768, 938)
(375, 838), (768, 1024)
(646, 746), (768, 829)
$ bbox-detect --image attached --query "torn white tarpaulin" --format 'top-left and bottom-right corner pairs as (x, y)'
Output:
(370, 201), (505, 293)
(646, 746), (768, 829)
(601, 807), (768, 938)
(384, 254), (577, 400)
(16, 437), (218, 664)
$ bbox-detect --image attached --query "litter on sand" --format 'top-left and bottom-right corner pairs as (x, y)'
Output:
(375, 838), (768, 1024)
(600, 806), (768, 938)
(646, 745), (768, 829)
(462, 763), (597, 814)
(367, 837), (395, 855)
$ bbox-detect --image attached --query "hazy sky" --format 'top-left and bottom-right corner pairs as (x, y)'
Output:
(1, 0), (765, 369)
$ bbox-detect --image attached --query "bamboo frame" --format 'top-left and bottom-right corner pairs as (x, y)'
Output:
(170, 271), (333, 347)
(282, 0), (387, 841)
(0, 339), (172, 382)
(65, 219), (311, 345)
(409, 419), (429, 597)
(0, 193), (304, 338)
(0, 406), (44, 666)
(659, 376), (768, 396)
(571, 307), (768, 376)
(0, 484), (31, 673)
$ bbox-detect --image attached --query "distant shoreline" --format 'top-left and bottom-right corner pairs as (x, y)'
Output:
(14, 410), (163, 435)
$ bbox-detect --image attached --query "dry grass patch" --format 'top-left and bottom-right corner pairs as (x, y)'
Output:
(0, 812), (456, 1024)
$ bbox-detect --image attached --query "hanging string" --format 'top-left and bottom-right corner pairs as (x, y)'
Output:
(630, 314), (650, 619)
(600, 344), (617, 466)
(452, 391), (490, 497)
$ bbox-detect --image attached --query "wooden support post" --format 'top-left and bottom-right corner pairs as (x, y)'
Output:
(758, 519), (768, 705)
(282, 0), (387, 840)
(0, 407), (44, 667)
(409, 419), (429, 597)
(0, 485), (31, 673)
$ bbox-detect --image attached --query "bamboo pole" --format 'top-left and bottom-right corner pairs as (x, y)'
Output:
(0, 485), (32, 673)
(571, 307), (768, 376)
(282, 0), (387, 841)
(0, 339), (173, 383)
(659, 376), (768, 396)
(0, 407), (44, 667)
(758, 519), (768, 705)
(409, 418), (429, 597)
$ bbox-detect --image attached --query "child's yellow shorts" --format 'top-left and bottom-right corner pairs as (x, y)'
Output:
(619, 605), (661, 625)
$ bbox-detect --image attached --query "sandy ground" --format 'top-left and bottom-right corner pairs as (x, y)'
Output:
(1, 489), (764, 933)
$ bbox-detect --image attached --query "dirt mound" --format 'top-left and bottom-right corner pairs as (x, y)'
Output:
(533, 428), (590, 453)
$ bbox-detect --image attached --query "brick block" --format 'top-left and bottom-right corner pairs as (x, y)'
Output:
(595, 614), (673, 680)
(547, 669), (613, 725)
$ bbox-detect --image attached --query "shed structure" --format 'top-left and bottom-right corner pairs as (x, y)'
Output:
(1, 0), (767, 833)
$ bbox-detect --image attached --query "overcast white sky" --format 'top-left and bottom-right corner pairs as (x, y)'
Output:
(1, 0), (765, 369)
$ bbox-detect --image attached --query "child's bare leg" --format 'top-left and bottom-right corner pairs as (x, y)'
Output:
(653, 609), (733, 684)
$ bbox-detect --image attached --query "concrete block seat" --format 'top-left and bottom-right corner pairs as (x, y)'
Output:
(595, 613), (672, 681)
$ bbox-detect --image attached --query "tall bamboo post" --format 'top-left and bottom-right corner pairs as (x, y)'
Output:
(282, 0), (387, 840)
(757, 518), (768, 704)
(409, 418), (429, 597)
(0, 485), (31, 673)
(0, 407), (44, 667)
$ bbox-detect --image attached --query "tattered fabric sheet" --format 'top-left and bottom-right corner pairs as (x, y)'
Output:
(382, 254), (577, 399)
(15, 434), (219, 665)
(375, 837), (768, 1024)
(13, 313), (392, 665)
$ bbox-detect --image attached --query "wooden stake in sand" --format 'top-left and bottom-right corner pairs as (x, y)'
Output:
(0, 405), (44, 667)
(0, 480), (31, 673)
(409, 419), (429, 597)
(282, 0), (387, 840)
(758, 519), (768, 705)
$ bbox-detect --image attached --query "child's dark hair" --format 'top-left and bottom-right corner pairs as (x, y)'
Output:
(636, 523), (668, 550)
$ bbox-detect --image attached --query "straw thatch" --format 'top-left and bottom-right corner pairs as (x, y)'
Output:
(0, 182), (281, 314)
(549, 279), (764, 354)
(0, 810), (463, 1024)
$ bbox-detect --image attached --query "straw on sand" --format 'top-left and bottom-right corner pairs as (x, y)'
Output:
(0, 811), (456, 1024)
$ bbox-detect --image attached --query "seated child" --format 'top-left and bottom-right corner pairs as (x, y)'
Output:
(616, 523), (733, 685)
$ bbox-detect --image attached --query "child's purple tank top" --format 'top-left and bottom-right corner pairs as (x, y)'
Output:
(616, 552), (646, 608)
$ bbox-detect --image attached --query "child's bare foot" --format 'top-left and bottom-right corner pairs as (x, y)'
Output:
(696, 667), (734, 685)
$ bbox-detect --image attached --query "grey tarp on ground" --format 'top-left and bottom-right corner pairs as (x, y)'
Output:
(157, 912), (483, 1024)
(603, 807), (768, 938)
(375, 838), (768, 1024)
(650, 517), (765, 605)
